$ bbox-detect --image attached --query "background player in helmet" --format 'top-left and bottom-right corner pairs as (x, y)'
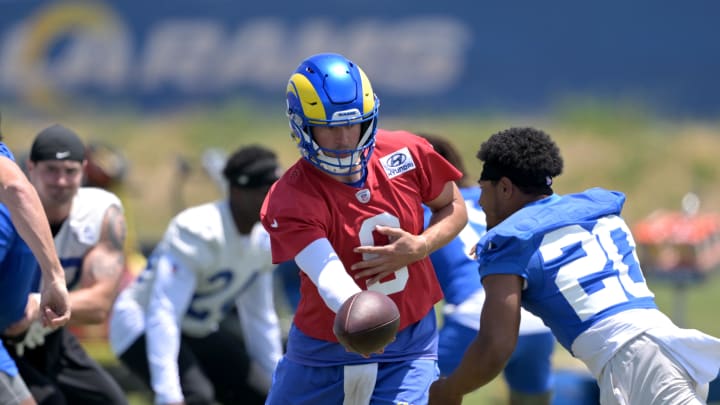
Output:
(109, 145), (283, 405)
(3, 124), (127, 405)
(260, 52), (467, 404)
(429, 127), (720, 405)
(418, 133), (556, 405)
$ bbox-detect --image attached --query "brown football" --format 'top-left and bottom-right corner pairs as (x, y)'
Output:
(333, 290), (400, 356)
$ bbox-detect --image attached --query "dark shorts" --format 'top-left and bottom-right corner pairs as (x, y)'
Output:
(6, 327), (127, 405)
(119, 315), (266, 405)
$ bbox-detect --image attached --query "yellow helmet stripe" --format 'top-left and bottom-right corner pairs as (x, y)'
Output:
(358, 67), (375, 115)
(288, 73), (326, 124)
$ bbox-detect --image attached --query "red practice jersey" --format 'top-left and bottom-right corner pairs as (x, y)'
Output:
(261, 129), (462, 342)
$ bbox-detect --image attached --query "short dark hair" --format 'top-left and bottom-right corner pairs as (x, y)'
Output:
(222, 145), (280, 188)
(477, 127), (563, 195)
(416, 133), (471, 188)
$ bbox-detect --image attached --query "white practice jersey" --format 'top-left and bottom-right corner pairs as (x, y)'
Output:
(110, 200), (282, 403)
(55, 187), (123, 290)
(113, 200), (276, 338)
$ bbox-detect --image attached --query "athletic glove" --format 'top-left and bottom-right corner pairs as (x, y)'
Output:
(14, 320), (53, 357)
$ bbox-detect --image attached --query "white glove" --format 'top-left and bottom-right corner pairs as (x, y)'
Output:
(14, 321), (53, 357)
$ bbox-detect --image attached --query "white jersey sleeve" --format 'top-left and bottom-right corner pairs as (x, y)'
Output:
(145, 254), (196, 404)
(160, 203), (220, 275)
(235, 270), (283, 392)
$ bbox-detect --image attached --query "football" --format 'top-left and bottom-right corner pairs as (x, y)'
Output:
(333, 290), (400, 356)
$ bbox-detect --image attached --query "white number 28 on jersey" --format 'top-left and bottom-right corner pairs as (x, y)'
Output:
(539, 215), (654, 321)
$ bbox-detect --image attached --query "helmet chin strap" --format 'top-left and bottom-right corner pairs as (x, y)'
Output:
(315, 147), (362, 175)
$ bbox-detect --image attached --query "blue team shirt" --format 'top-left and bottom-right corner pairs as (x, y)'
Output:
(476, 188), (657, 351)
(424, 187), (485, 306)
(0, 143), (39, 376)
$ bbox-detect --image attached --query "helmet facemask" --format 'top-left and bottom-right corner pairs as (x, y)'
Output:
(288, 101), (378, 176)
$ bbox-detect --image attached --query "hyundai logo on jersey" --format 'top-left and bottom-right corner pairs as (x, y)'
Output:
(380, 147), (416, 179)
(388, 153), (407, 167)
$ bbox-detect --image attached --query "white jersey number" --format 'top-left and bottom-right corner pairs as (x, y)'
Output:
(358, 213), (409, 295)
(539, 216), (653, 321)
(186, 270), (235, 321)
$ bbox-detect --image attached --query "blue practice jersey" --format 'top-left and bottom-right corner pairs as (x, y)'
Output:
(0, 143), (38, 376)
(424, 187), (485, 306)
(476, 188), (657, 351)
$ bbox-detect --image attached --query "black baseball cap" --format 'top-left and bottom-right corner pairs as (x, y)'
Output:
(222, 145), (280, 188)
(30, 124), (85, 162)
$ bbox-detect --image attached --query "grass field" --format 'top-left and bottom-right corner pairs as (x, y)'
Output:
(5, 102), (720, 403)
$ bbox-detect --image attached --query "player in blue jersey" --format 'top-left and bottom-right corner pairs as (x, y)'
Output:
(0, 114), (71, 405)
(419, 133), (555, 405)
(430, 127), (720, 405)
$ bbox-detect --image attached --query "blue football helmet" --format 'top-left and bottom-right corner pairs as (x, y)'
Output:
(286, 53), (379, 176)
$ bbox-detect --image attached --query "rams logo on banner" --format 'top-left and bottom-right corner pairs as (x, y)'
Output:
(15, 2), (124, 110)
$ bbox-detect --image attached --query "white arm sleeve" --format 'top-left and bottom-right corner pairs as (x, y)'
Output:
(234, 270), (283, 393)
(295, 238), (362, 313)
(145, 254), (197, 405)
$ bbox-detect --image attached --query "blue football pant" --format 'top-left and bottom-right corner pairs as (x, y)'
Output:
(265, 356), (439, 405)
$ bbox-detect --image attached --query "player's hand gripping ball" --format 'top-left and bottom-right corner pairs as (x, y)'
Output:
(333, 290), (400, 357)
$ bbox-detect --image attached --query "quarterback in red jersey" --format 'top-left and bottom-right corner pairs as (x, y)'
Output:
(261, 53), (467, 405)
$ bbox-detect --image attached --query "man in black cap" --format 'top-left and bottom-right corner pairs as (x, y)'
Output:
(4, 124), (128, 405)
(0, 118), (72, 403)
(109, 145), (284, 405)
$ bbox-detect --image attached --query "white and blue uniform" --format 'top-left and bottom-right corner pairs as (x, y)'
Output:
(477, 188), (720, 396)
(110, 200), (283, 404)
(425, 187), (555, 394)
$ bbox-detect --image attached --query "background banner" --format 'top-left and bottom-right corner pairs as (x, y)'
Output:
(1, 0), (718, 117)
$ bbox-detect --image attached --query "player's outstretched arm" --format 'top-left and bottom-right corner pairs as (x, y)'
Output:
(235, 270), (283, 393)
(429, 274), (523, 404)
(0, 156), (70, 328)
(145, 254), (196, 405)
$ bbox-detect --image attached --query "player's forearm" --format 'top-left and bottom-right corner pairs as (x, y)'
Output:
(424, 186), (467, 255)
(444, 334), (510, 395)
(296, 238), (362, 312)
(237, 273), (283, 376)
(67, 287), (115, 324)
(146, 255), (194, 403)
(0, 160), (64, 283)
(146, 314), (184, 404)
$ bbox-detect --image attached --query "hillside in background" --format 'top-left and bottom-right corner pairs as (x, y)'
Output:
(4, 103), (718, 244)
